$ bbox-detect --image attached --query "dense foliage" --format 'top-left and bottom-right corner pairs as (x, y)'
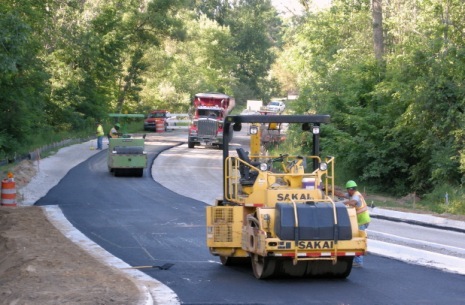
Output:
(280, 0), (465, 212)
(0, 0), (280, 157)
(1, 0), (465, 212)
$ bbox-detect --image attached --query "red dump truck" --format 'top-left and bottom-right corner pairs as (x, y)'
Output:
(187, 92), (235, 149)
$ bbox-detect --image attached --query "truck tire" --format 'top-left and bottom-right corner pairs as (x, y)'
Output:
(188, 141), (195, 148)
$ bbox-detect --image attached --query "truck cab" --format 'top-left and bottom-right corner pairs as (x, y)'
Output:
(188, 92), (235, 149)
(144, 110), (170, 131)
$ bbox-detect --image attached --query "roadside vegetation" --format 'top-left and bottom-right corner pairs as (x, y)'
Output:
(1, 0), (465, 216)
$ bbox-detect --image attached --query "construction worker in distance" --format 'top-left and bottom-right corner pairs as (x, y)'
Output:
(96, 122), (104, 150)
(108, 123), (121, 139)
(333, 180), (371, 268)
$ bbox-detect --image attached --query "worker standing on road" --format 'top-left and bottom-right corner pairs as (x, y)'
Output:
(108, 123), (120, 139)
(333, 180), (371, 268)
(96, 122), (104, 150)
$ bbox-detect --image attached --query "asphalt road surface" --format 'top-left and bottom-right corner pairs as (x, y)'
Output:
(36, 133), (465, 305)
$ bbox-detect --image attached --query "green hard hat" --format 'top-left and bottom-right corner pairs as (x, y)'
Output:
(115, 123), (121, 128)
(345, 180), (357, 189)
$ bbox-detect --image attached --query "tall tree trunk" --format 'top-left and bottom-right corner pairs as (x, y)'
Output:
(372, 0), (384, 62)
(116, 50), (143, 113)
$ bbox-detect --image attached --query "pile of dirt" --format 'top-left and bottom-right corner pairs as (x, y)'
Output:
(7, 160), (37, 188)
(0, 160), (142, 305)
(0, 206), (141, 305)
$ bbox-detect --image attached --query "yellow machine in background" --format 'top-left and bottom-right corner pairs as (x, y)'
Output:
(206, 114), (367, 279)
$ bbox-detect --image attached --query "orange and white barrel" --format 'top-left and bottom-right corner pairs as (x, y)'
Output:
(156, 121), (165, 133)
(1, 179), (16, 207)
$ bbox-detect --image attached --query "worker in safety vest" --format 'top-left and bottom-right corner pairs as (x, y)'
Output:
(333, 180), (371, 268)
(96, 122), (104, 150)
(108, 123), (121, 139)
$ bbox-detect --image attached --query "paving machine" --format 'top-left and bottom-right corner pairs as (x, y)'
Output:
(108, 137), (147, 177)
(107, 114), (147, 177)
(206, 114), (367, 279)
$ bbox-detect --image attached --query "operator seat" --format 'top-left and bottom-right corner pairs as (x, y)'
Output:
(236, 148), (260, 186)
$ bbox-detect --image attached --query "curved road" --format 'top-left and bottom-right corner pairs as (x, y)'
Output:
(36, 132), (465, 305)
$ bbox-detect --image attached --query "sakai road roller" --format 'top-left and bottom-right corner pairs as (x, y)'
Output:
(206, 114), (367, 279)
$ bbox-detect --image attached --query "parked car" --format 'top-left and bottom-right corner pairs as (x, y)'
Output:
(266, 100), (285, 113)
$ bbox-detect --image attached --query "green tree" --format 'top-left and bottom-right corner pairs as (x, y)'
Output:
(0, 6), (49, 158)
(194, 0), (282, 105)
(43, 0), (186, 128)
(227, 0), (281, 104)
(281, 0), (465, 201)
(139, 13), (238, 111)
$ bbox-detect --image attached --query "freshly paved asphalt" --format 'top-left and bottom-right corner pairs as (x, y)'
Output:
(34, 137), (465, 305)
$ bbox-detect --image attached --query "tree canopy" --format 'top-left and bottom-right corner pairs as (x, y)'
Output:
(281, 0), (465, 212)
(2, 0), (465, 212)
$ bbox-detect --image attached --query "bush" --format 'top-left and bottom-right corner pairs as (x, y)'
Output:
(421, 184), (465, 216)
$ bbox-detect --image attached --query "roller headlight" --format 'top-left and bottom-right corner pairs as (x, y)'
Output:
(319, 162), (328, 171)
(259, 163), (268, 171)
(250, 125), (259, 135)
(312, 125), (320, 134)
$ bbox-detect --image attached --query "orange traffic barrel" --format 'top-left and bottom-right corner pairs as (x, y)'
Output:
(156, 121), (165, 133)
(1, 179), (16, 207)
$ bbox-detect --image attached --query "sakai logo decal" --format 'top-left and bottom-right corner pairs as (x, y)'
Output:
(297, 241), (334, 249)
(277, 193), (314, 201)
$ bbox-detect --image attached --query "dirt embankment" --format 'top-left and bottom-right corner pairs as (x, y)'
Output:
(0, 160), (141, 305)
